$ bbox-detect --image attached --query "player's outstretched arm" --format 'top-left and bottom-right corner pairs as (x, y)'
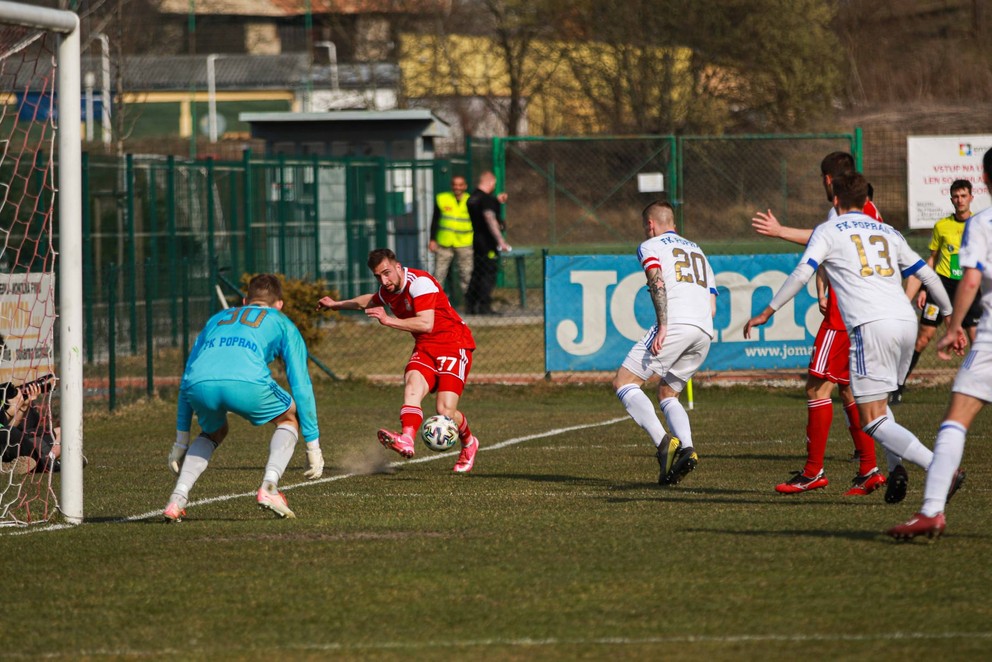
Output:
(913, 264), (953, 317)
(744, 306), (774, 338)
(744, 260), (815, 338)
(316, 293), (374, 312)
(367, 306), (435, 334)
(904, 275), (923, 303)
(752, 210), (814, 246)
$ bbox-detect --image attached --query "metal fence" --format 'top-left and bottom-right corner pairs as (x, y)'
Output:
(496, 136), (677, 249)
(78, 150), (476, 407)
(496, 133), (858, 253)
(67, 132), (894, 408)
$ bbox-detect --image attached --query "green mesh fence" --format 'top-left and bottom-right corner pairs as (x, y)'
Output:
(499, 136), (677, 251)
(678, 134), (856, 254)
(79, 152), (477, 407)
(493, 134), (857, 254)
(72, 132), (920, 406)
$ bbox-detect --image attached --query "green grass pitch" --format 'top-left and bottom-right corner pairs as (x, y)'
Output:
(3, 381), (991, 659)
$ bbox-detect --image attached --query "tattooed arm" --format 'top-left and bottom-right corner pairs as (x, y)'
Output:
(647, 267), (668, 355)
(483, 209), (511, 251)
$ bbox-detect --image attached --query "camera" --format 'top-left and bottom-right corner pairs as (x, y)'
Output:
(1, 374), (57, 402)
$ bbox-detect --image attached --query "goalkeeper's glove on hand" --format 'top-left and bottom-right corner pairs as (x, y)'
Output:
(304, 440), (324, 480)
(169, 431), (190, 475)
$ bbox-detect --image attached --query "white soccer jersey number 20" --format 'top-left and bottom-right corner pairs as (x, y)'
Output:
(672, 248), (709, 288)
(849, 234), (895, 278)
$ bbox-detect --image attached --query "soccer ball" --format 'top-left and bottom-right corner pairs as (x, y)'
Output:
(420, 415), (459, 452)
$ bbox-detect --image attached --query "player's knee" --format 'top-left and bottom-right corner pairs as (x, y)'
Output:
(436, 404), (458, 419)
(612, 368), (640, 392)
(205, 425), (228, 446)
(272, 407), (299, 429)
(805, 377), (830, 400)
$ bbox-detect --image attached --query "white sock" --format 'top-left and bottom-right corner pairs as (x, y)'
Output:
(883, 406), (903, 471)
(660, 396), (693, 449)
(170, 434), (217, 506)
(921, 421), (967, 517)
(884, 449), (903, 473)
(262, 424), (298, 488)
(616, 384), (665, 447)
(863, 414), (933, 470)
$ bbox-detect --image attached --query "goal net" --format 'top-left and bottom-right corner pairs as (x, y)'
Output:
(0, 2), (82, 526)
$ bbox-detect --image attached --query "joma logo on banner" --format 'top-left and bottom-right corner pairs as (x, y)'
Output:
(544, 254), (819, 372)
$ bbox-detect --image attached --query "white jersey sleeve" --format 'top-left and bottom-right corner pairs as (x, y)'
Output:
(637, 231), (716, 337)
(799, 212), (922, 329)
(960, 207), (992, 349)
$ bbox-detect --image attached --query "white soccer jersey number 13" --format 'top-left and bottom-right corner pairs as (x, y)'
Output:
(849, 234), (895, 278)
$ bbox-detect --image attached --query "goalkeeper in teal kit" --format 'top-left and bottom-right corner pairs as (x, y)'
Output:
(163, 274), (324, 522)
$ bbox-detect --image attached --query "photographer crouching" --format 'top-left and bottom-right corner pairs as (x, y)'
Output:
(0, 375), (61, 475)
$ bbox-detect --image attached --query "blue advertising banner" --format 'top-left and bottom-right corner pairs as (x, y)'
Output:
(15, 92), (107, 122)
(544, 253), (821, 372)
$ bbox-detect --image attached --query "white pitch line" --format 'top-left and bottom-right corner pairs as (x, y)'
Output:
(6, 630), (992, 658)
(5, 416), (629, 535)
(285, 630), (992, 651)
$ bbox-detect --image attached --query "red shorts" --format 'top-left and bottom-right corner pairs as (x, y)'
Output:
(406, 345), (473, 395)
(808, 325), (850, 384)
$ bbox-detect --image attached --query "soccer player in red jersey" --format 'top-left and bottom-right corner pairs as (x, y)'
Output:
(317, 248), (479, 473)
(751, 152), (889, 498)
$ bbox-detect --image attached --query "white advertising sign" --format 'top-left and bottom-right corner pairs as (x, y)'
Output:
(0, 272), (56, 382)
(907, 135), (992, 229)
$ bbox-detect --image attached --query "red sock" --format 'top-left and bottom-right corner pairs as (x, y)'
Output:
(457, 413), (472, 443)
(803, 398), (833, 477)
(844, 401), (878, 474)
(400, 405), (423, 440)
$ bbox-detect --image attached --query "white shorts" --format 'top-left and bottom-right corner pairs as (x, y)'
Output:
(849, 319), (915, 403)
(621, 324), (712, 392)
(952, 350), (992, 403)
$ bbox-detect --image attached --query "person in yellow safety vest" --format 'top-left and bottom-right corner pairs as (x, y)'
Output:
(429, 175), (473, 298)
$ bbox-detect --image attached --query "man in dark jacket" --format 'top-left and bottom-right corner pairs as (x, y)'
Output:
(465, 172), (511, 315)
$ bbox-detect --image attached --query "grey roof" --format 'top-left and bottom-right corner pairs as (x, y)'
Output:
(72, 54), (399, 91)
(310, 62), (399, 88)
(240, 109), (451, 137)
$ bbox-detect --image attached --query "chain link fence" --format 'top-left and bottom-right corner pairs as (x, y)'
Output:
(68, 127), (985, 405)
(496, 134), (861, 254)
(78, 152), (471, 407)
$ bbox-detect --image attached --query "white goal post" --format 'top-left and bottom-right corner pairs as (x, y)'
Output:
(0, 1), (83, 524)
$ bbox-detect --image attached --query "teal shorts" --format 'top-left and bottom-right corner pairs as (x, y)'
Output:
(183, 379), (292, 434)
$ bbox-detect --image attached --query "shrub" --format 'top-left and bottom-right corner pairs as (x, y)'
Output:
(239, 273), (338, 347)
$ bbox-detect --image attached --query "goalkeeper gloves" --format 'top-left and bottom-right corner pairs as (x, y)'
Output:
(304, 440), (324, 480)
(169, 431), (190, 475)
